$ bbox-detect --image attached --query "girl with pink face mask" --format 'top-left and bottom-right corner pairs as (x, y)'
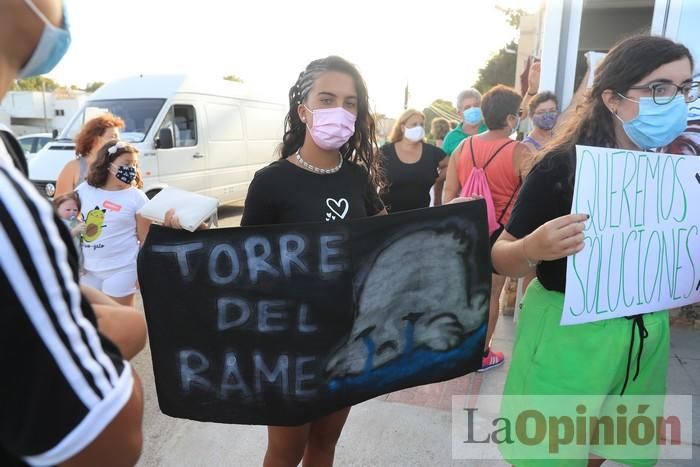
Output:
(241, 56), (386, 467)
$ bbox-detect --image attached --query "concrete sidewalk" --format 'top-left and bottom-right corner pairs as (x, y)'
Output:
(133, 310), (698, 467)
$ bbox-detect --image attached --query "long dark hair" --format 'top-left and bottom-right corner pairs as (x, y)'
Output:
(280, 56), (382, 188)
(543, 35), (693, 158)
(87, 140), (143, 189)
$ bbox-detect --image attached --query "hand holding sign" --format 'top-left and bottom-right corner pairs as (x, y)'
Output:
(524, 213), (588, 262)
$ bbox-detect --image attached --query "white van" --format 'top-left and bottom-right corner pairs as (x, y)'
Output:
(28, 74), (287, 202)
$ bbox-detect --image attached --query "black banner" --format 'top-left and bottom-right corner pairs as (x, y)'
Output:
(138, 201), (491, 425)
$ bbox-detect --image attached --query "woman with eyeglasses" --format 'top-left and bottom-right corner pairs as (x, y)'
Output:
(522, 91), (559, 153)
(492, 35), (696, 466)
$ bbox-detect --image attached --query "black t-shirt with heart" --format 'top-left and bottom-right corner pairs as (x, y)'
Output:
(241, 158), (384, 226)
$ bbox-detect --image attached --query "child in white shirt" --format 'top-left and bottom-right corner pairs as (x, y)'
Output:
(77, 140), (150, 306)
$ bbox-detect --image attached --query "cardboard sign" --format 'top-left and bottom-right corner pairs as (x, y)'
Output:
(563, 145), (700, 325)
(138, 202), (491, 425)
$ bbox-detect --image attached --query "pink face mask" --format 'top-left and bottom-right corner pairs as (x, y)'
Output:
(304, 105), (357, 150)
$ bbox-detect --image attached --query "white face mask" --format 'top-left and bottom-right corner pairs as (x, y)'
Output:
(404, 125), (425, 142)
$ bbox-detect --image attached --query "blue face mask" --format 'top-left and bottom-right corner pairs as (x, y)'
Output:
(615, 94), (688, 150)
(18, 0), (71, 78)
(532, 111), (558, 130)
(463, 107), (482, 126)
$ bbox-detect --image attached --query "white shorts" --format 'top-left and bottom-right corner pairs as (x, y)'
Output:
(81, 265), (138, 298)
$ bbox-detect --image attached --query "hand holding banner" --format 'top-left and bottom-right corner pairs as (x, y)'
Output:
(138, 202), (491, 425)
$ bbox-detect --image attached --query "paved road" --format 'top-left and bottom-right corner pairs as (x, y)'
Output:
(216, 204), (244, 228)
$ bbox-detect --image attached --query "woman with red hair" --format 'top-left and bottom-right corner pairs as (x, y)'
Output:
(55, 113), (124, 196)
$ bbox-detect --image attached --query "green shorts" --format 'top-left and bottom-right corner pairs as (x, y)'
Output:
(499, 279), (670, 467)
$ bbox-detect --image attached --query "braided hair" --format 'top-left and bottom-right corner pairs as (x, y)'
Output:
(280, 56), (383, 189)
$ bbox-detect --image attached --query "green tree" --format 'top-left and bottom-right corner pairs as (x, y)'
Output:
(223, 75), (243, 83)
(423, 99), (458, 141)
(11, 76), (60, 91)
(85, 81), (104, 92)
(472, 7), (525, 93)
(473, 40), (518, 93)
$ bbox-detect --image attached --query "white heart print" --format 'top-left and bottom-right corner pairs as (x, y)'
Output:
(326, 198), (349, 221)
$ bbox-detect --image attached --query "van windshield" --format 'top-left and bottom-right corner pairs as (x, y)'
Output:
(61, 98), (166, 143)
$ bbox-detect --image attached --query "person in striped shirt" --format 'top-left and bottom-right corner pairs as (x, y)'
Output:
(0, 1), (144, 465)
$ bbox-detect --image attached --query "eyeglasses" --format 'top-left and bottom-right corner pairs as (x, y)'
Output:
(626, 81), (699, 105)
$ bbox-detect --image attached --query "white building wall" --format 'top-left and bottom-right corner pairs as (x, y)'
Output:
(1, 91), (54, 119)
(0, 90), (89, 135)
(53, 94), (88, 132)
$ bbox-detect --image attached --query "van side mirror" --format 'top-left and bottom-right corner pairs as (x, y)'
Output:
(156, 128), (174, 149)
(52, 129), (58, 139)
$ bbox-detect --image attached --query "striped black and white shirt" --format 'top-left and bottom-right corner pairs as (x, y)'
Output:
(0, 139), (133, 466)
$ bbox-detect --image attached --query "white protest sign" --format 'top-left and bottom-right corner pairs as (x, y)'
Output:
(562, 145), (700, 325)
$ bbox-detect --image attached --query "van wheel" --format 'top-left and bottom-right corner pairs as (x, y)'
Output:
(146, 190), (160, 199)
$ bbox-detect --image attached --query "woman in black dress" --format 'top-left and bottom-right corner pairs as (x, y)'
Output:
(379, 109), (448, 212)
